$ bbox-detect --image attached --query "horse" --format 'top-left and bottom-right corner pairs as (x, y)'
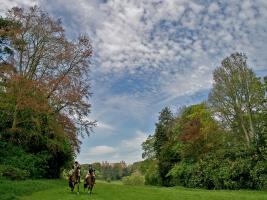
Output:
(69, 167), (80, 194)
(84, 171), (96, 195)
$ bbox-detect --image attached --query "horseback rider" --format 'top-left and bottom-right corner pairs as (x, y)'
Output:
(75, 161), (81, 181)
(68, 161), (82, 193)
(84, 164), (96, 194)
(85, 164), (96, 180)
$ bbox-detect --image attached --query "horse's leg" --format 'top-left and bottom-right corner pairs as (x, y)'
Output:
(77, 182), (80, 195)
(90, 186), (92, 195)
(69, 178), (74, 192)
(87, 185), (90, 194)
(71, 182), (74, 192)
(88, 178), (92, 194)
(73, 182), (76, 193)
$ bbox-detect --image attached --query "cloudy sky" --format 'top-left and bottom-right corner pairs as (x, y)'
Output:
(1, 0), (267, 164)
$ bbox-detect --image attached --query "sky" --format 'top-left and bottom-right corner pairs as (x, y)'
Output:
(1, 0), (267, 164)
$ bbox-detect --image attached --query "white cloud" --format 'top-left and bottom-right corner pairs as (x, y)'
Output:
(80, 130), (149, 164)
(0, 0), (37, 14)
(97, 121), (116, 131)
(208, 2), (219, 13)
(121, 130), (148, 152)
(87, 145), (116, 156)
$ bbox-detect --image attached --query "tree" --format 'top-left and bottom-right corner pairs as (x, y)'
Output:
(142, 135), (155, 160)
(0, 6), (95, 152)
(178, 103), (224, 161)
(154, 107), (173, 157)
(153, 107), (175, 186)
(0, 7), (95, 178)
(208, 53), (265, 147)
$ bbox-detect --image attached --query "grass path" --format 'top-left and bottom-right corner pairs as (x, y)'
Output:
(0, 180), (267, 200)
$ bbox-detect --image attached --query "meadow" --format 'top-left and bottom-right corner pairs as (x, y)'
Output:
(1, 179), (267, 200)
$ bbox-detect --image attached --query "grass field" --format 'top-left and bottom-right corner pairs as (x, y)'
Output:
(1, 179), (267, 200)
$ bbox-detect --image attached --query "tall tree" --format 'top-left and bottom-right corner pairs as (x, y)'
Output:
(208, 53), (265, 147)
(0, 7), (95, 178)
(153, 107), (175, 186)
(0, 7), (95, 152)
(154, 107), (173, 157)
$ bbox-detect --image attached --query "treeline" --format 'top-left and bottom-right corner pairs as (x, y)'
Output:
(141, 53), (267, 190)
(77, 161), (147, 183)
(79, 161), (131, 181)
(0, 7), (95, 179)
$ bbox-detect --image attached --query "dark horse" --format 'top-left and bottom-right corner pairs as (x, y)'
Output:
(84, 171), (96, 195)
(69, 167), (80, 194)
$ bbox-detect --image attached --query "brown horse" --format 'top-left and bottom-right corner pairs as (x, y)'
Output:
(69, 167), (80, 194)
(84, 172), (95, 195)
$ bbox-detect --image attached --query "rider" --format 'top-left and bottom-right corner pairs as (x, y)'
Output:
(85, 164), (96, 180)
(73, 161), (81, 182)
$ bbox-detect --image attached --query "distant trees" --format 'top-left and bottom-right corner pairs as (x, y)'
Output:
(141, 53), (267, 189)
(0, 7), (95, 178)
(81, 161), (129, 181)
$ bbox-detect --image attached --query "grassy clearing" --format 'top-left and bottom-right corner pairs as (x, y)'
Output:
(1, 179), (267, 200)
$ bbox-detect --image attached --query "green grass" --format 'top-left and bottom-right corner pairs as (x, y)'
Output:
(0, 179), (61, 200)
(1, 179), (267, 200)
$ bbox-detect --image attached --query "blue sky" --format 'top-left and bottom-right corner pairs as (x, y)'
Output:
(1, 0), (267, 164)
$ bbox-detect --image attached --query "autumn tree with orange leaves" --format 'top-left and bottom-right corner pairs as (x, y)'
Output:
(0, 7), (95, 178)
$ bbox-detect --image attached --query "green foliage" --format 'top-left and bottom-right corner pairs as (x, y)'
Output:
(122, 172), (145, 186)
(0, 6), (94, 179)
(143, 160), (161, 186)
(178, 103), (224, 161)
(0, 138), (74, 178)
(208, 52), (265, 147)
(154, 107), (173, 158)
(168, 147), (267, 190)
(153, 107), (177, 186)
(83, 161), (129, 181)
(0, 165), (29, 180)
(142, 53), (267, 190)
(142, 135), (155, 160)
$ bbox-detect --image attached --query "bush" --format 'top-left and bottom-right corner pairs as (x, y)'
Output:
(0, 140), (73, 179)
(0, 165), (29, 180)
(168, 148), (267, 190)
(250, 160), (267, 190)
(144, 161), (161, 186)
(122, 173), (145, 186)
(0, 142), (50, 178)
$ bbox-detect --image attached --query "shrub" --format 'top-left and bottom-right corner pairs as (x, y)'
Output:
(250, 160), (267, 190)
(122, 173), (145, 186)
(168, 148), (267, 190)
(144, 161), (161, 186)
(0, 165), (29, 180)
